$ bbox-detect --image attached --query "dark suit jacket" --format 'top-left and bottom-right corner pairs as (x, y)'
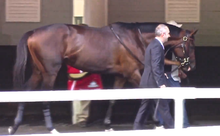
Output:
(139, 38), (166, 88)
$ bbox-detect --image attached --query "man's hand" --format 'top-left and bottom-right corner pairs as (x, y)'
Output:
(164, 59), (180, 66)
(164, 73), (168, 79)
(160, 84), (166, 88)
(174, 61), (181, 66)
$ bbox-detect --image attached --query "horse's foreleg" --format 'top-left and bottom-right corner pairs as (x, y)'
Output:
(104, 76), (126, 130)
(127, 69), (141, 87)
(104, 100), (115, 126)
(8, 103), (25, 135)
(129, 69), (159, 124)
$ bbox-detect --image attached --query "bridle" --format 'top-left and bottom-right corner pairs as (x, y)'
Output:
(164, 30), (195, 72)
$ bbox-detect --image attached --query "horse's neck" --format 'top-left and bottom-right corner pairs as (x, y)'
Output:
(143, 33), (155, 45)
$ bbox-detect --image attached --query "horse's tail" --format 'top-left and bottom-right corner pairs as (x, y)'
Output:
(13, 31), (34, 90)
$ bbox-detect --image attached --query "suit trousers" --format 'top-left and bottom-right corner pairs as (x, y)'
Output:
(133, 99), (174, 129)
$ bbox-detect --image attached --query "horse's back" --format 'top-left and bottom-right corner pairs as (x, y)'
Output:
(64, 25), (122, 72)
(26, 23), (115, 59)
(28, 24), (70, 43)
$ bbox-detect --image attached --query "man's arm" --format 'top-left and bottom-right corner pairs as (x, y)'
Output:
(151, 44), (166, 87)
(164, 58), (180, 66)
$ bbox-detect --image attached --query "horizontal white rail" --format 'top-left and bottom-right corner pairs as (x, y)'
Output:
(1, 87), (218, 102)
(1, 87), (219, 135)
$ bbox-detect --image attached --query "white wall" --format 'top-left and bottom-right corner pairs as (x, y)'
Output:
(74, 0), (84, 16)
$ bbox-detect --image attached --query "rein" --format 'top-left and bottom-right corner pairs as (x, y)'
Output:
(109, 25), (145, 66)
(137, 28), (148, 49)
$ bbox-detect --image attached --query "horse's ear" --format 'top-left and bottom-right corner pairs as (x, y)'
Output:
(190, 29), (198, 36)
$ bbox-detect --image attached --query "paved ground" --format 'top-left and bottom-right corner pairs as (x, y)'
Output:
(1, 101), (220, 135)
(0, 116), (131, 135)
(1, 115), (220, 135)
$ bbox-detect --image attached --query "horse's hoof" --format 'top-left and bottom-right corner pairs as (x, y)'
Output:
(105, 123), (111, 129)
(8, 126), (14, 135)
(105, 128), (114, 132)
(50, 129), (59, 134)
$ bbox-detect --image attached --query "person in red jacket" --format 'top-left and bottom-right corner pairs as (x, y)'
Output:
(67, 65), (103, 127)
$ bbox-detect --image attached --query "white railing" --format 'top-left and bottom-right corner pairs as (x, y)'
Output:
(1, 87), (220, 135)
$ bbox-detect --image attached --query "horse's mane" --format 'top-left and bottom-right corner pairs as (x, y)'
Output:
(114, 22), (182, 37)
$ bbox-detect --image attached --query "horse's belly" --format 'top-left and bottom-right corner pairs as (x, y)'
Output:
(73, 57), (115, 73)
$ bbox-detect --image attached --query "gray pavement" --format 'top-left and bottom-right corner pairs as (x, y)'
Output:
(1, 115), (220, 135)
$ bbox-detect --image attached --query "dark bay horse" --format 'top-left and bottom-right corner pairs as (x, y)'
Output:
(9, 22), (197, 134)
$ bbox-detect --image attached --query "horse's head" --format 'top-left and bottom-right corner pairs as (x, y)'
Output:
(165, 29), (198, 72)
(113, 22), (198, 72)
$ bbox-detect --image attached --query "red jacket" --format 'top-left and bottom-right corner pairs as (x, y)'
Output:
(67, 65), (103, 90)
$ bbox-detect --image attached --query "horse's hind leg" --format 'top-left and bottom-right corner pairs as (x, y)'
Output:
(8, 68), (42, 135)
(104, 76), (126, 131)
(8, 103), (25, 135)
(40, 72), (59, 134)
(42, 101), (58, 133)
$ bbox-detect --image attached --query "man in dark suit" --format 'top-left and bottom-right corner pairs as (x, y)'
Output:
(133, 24), (174, 129)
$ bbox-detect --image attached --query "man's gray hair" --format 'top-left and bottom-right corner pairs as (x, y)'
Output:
(155, 24), (169, 36)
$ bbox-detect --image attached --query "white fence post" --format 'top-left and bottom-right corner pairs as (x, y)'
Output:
(174, 97), (183, 129)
